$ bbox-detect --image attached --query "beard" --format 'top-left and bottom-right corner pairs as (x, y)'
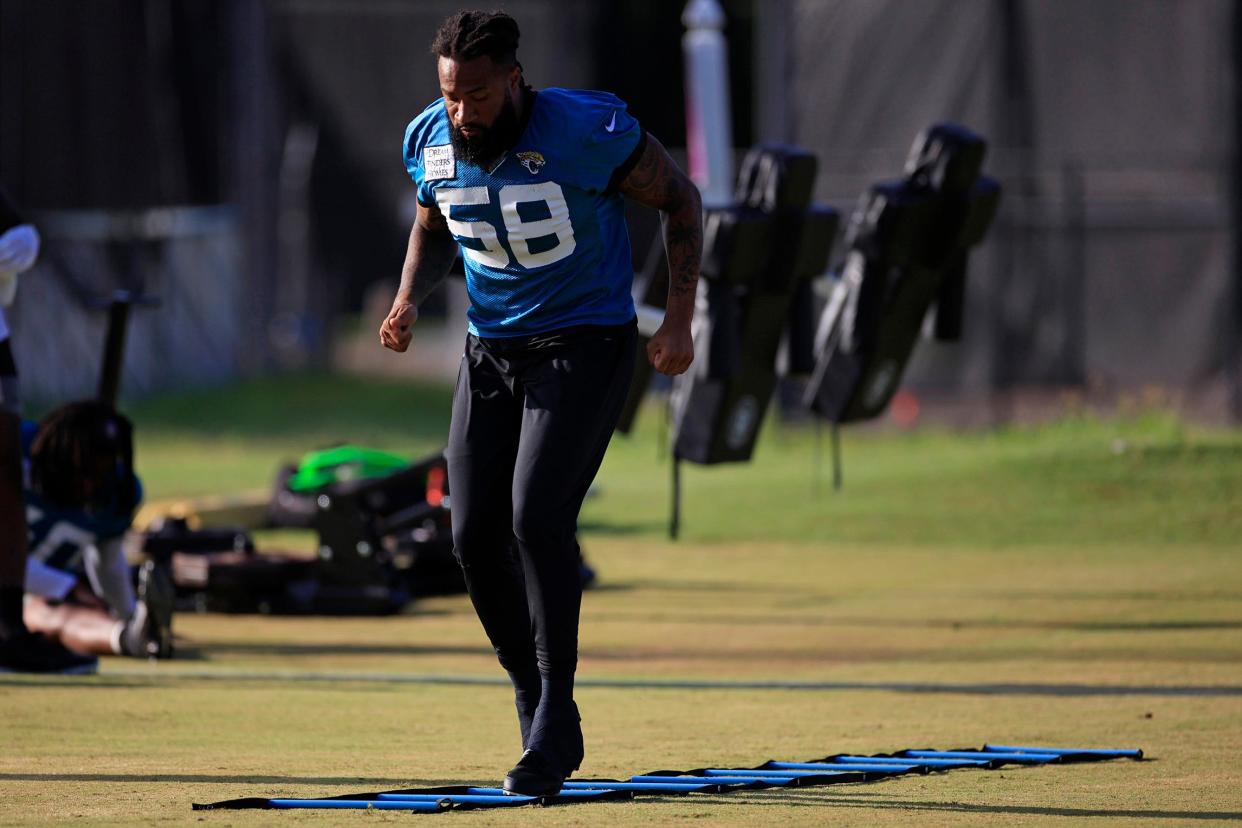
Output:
(450, 91), (522, 167)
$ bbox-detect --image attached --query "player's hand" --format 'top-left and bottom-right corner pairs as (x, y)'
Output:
(647, 320), (694, 376)
(380, 301), (417, 352)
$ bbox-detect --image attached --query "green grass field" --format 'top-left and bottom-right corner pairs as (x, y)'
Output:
(3, 373), (1241, 825)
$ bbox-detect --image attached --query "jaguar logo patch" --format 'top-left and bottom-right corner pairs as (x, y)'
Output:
(517, 151), (546, 175)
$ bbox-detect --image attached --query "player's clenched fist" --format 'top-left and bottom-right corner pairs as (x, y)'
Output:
(379, 302), (417, 352)
(647, 321), (694, 376)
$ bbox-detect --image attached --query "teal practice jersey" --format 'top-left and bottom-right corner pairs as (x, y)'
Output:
(403, 88), (643, 338)
(20, 421), (141, 575)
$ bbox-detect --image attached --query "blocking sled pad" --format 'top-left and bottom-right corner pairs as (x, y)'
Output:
(194, 743), (1143, 812)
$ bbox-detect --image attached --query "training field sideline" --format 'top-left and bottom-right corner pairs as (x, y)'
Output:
(2, 374), (1240, 825)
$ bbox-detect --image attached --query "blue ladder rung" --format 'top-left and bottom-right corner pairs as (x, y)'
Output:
(631, 774), (794, 785)
(827, 756), (992, 767)
(563, 781), (708, 792)
(702, 768), (864, 778)
(782, 762), (924, 773)
(904, 750), (1059, 763)
(769, 760), (921, 771)
(378, 793), (530, 805)
(269, 799), (444, 811)
(378, 789), (617, 804)
(983, 744), (1144, 759)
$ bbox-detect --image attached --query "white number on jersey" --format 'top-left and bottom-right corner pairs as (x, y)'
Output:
(499, 182), (577, 268)
(434, 187), (508, 268)
(436, 182), (577, 270)
(26, 504), (94, 568)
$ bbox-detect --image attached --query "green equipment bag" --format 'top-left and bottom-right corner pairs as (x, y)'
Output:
(285, 445), (411, 493)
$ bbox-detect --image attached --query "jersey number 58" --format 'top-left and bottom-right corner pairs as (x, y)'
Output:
(436, 183), (577, 270)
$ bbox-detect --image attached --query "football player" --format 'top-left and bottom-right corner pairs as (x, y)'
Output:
(380, 10), (702, 795)
(21, 401), (174, 660)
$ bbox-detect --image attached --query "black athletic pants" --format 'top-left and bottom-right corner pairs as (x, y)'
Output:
(446, 321), (636, 767)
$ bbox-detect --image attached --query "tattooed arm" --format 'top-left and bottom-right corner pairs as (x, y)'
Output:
(380, 200), (458, 353)
(618, 133), (703, 376)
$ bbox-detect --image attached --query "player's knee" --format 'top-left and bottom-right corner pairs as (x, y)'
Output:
(451, 517), (502, 568)
(512, 500), (571, 552)
(511, 502), (544, 547)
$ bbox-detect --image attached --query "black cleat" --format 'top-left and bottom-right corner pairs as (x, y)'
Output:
(126, 561), (175, 659)
(542, 701), (584, 774)
(503, 749), (565, 797)
(0, 630), (98, 674)
(504, 702), (584, 796)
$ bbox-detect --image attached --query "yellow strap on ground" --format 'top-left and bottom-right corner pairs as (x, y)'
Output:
(133, 491), (271, 531)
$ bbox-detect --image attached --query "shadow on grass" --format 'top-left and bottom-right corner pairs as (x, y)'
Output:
(1136, 443), (1242, 461)
(603, 578), (829, 597)
(172, 641), (493, 659)
(711, 792), (1242, 821)
(0, 772), (434, 786)
(85, 667), (1242, 696)
(0, 678), (148, 688)
(937, 589), (1242, 602)
(586, 582), (636, 593)
(584, 610), (1242, 633)
(579, 519), (662, 536)
(570, 678), (1242, 697)
(571, 637), (1240, 668)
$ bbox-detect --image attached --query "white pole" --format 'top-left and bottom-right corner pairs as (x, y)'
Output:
(682, 0), (735, 208)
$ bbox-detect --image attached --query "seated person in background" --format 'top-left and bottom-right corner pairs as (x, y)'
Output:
(22, 400), (173, 659)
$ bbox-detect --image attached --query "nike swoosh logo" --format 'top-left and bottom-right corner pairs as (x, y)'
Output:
(605, 111), (617, 132)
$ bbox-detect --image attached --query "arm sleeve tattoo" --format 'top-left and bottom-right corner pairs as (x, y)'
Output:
(397, 201), (458, 307)
(617, 134), (703, 318)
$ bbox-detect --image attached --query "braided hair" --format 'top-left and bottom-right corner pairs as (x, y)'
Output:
(30, 400), (136, 513)
(430, 10), (526, 80)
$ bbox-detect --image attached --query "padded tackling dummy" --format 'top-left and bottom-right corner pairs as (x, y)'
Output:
(670, 146), (838, 464)
(804, 123), (1001, 423)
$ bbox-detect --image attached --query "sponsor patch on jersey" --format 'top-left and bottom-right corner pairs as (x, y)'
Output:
(517, 151), (546, 175)
(423, 144), (456, 180)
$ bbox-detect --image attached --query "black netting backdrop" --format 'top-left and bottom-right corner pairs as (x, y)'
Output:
(776, 0), (1236, 409)
(1, 0), (1236, 412)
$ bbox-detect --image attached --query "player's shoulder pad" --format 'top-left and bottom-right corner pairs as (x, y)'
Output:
(403, 99), (450, 173)
(539, 88), (637, 146)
